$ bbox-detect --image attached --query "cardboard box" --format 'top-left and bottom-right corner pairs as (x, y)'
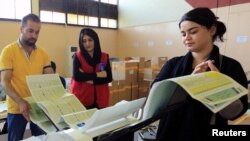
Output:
(131, 82), (139, 100)
(109, 81), (119, 106)
(143, 69), (160, 81)
(112, 61), (138, 83)
(151, 57), (168, 71)
(138, 81), (151, 98)
(118, 82), (131, 101)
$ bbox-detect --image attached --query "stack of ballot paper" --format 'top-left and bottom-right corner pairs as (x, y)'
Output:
(25, 74), (146, 139)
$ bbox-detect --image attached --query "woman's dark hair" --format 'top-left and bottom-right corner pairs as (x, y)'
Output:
(179, 7), (226, 42)
(79, 28), (102, 66)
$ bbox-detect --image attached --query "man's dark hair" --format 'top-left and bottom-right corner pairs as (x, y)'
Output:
(21, 13), (41, 27)
(51, 61), (56, 72)
(51, 61), (66, 88)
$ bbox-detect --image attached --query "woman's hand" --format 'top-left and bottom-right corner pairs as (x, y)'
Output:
(79, 68), (84, 72)
(207, 60), (219, 71)
(97, 71), (107, 78)
(192, 60), (219, 74)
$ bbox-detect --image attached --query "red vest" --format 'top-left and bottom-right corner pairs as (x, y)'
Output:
(71, 52), (110, 109)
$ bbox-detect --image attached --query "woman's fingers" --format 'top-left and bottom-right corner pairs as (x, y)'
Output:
(192, 62), (208, 74)
(192, 60), (219, 74)
(207, 60), (219, 72)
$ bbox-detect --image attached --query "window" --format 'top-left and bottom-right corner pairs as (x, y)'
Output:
(101, 18), (108, 27)
(101, 18), (117, 28)
(67, 14), (99, 27)
(0, 0), (31, 20)
(40, 11), (53, 22)
(67, 13), (78, 25)
(40, 10), (65, 24)
(52, 12), (66, 24)
(101, 0), (118, 5)
(88, 16), (98, 27)
(108, 19), (117, 28)
(39, 0), (66, 24)
(39, 0), (118, 28)
(78, 15), (86, 25)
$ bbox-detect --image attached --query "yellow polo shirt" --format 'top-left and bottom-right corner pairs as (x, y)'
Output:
(0, 40), (51, 114)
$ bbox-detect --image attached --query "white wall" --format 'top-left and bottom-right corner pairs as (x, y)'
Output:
(118, 0), (192, 27)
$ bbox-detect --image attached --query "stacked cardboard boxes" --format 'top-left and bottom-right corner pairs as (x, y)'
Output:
(109, 61), (138, 106)
(109, 57), (168, 106)
(143, 57), (168, 81)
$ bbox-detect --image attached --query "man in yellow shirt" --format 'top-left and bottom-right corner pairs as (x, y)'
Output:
(0, 13), (53, 141)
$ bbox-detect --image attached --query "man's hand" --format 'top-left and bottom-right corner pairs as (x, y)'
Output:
(1, 70), (32, 122)
(17, 98), (31, 122)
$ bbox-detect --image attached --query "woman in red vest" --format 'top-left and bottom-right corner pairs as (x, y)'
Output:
(71, 28), (112, 109)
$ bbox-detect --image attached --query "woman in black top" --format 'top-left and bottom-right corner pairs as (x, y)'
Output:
(153, 7), (248, 141)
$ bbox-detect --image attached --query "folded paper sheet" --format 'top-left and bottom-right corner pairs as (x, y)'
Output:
(143, 71), (248, 120)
